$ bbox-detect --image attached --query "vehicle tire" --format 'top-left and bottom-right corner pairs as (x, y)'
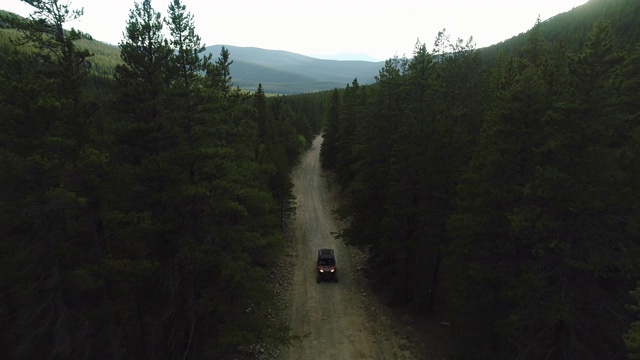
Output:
(316, 273), (320, 283)
(333, 273), (338, 283)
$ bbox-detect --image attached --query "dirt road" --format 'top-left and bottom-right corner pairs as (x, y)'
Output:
(279, 136), (411, 360)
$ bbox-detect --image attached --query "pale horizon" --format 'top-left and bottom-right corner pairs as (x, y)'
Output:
(3, 0), (590, 61)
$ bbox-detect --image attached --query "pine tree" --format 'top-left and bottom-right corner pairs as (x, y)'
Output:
(0, 0), (103, 357)
(108, 1), (175, 357)
(114, 0), (172, 130)
(335, 78), (363, 184)
(412, 37), (483, 312)
(522, 20), (636, 358)
(626, 285), (640, 359)
(206, 45), (233, 97)
(320, 88), (341, 170)
(268, 98), (301, 229)
(446, 27), (552, 358)
(164, 0), (211, 241)
(339, 63), (400, 265)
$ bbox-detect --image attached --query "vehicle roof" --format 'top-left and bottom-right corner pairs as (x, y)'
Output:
(317, 248), (335, 259)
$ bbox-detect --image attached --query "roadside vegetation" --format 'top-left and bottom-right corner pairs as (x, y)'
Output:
(321, 0), (640, 358)
(0, 1), (323, 358)
(2, 0), (640, 359)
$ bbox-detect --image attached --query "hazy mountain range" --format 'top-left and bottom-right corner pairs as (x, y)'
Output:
(3, 0), (634, 95)
(204, 45), (384, 94)
(0, 9), (384, 95)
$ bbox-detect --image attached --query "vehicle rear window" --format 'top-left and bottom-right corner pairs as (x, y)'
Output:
(318, 259), (334, 266)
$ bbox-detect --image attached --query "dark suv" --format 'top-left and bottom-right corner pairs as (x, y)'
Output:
(316, 248), (338, 283)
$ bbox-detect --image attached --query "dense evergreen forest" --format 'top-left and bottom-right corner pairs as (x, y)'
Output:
(0, 0), (326, 358)
(320, 0), (640, 358)
(3, 0), (640, 359)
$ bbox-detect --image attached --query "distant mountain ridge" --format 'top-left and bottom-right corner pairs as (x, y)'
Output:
(204, 45), (384, 94)
(6, 0), (636, 95)
(0, 9), (384, 95)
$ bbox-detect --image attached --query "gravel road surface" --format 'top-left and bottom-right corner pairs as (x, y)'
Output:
(278, 136), (413, 360)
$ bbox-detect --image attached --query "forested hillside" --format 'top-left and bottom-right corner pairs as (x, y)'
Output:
(481, 0), (640, 64)
(0, 0), (326, 358)
(204, 45), (382, 94)
(1, 14), (383, 95)
(3, 0), (640, 358)
(320, 0), (640, 358)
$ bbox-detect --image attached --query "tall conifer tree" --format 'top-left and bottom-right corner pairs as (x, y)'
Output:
(320, 88), (341, 170)
(0, 0), (101, 357)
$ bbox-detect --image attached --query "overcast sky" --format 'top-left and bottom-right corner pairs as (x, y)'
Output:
(4, 0), (589, 61)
